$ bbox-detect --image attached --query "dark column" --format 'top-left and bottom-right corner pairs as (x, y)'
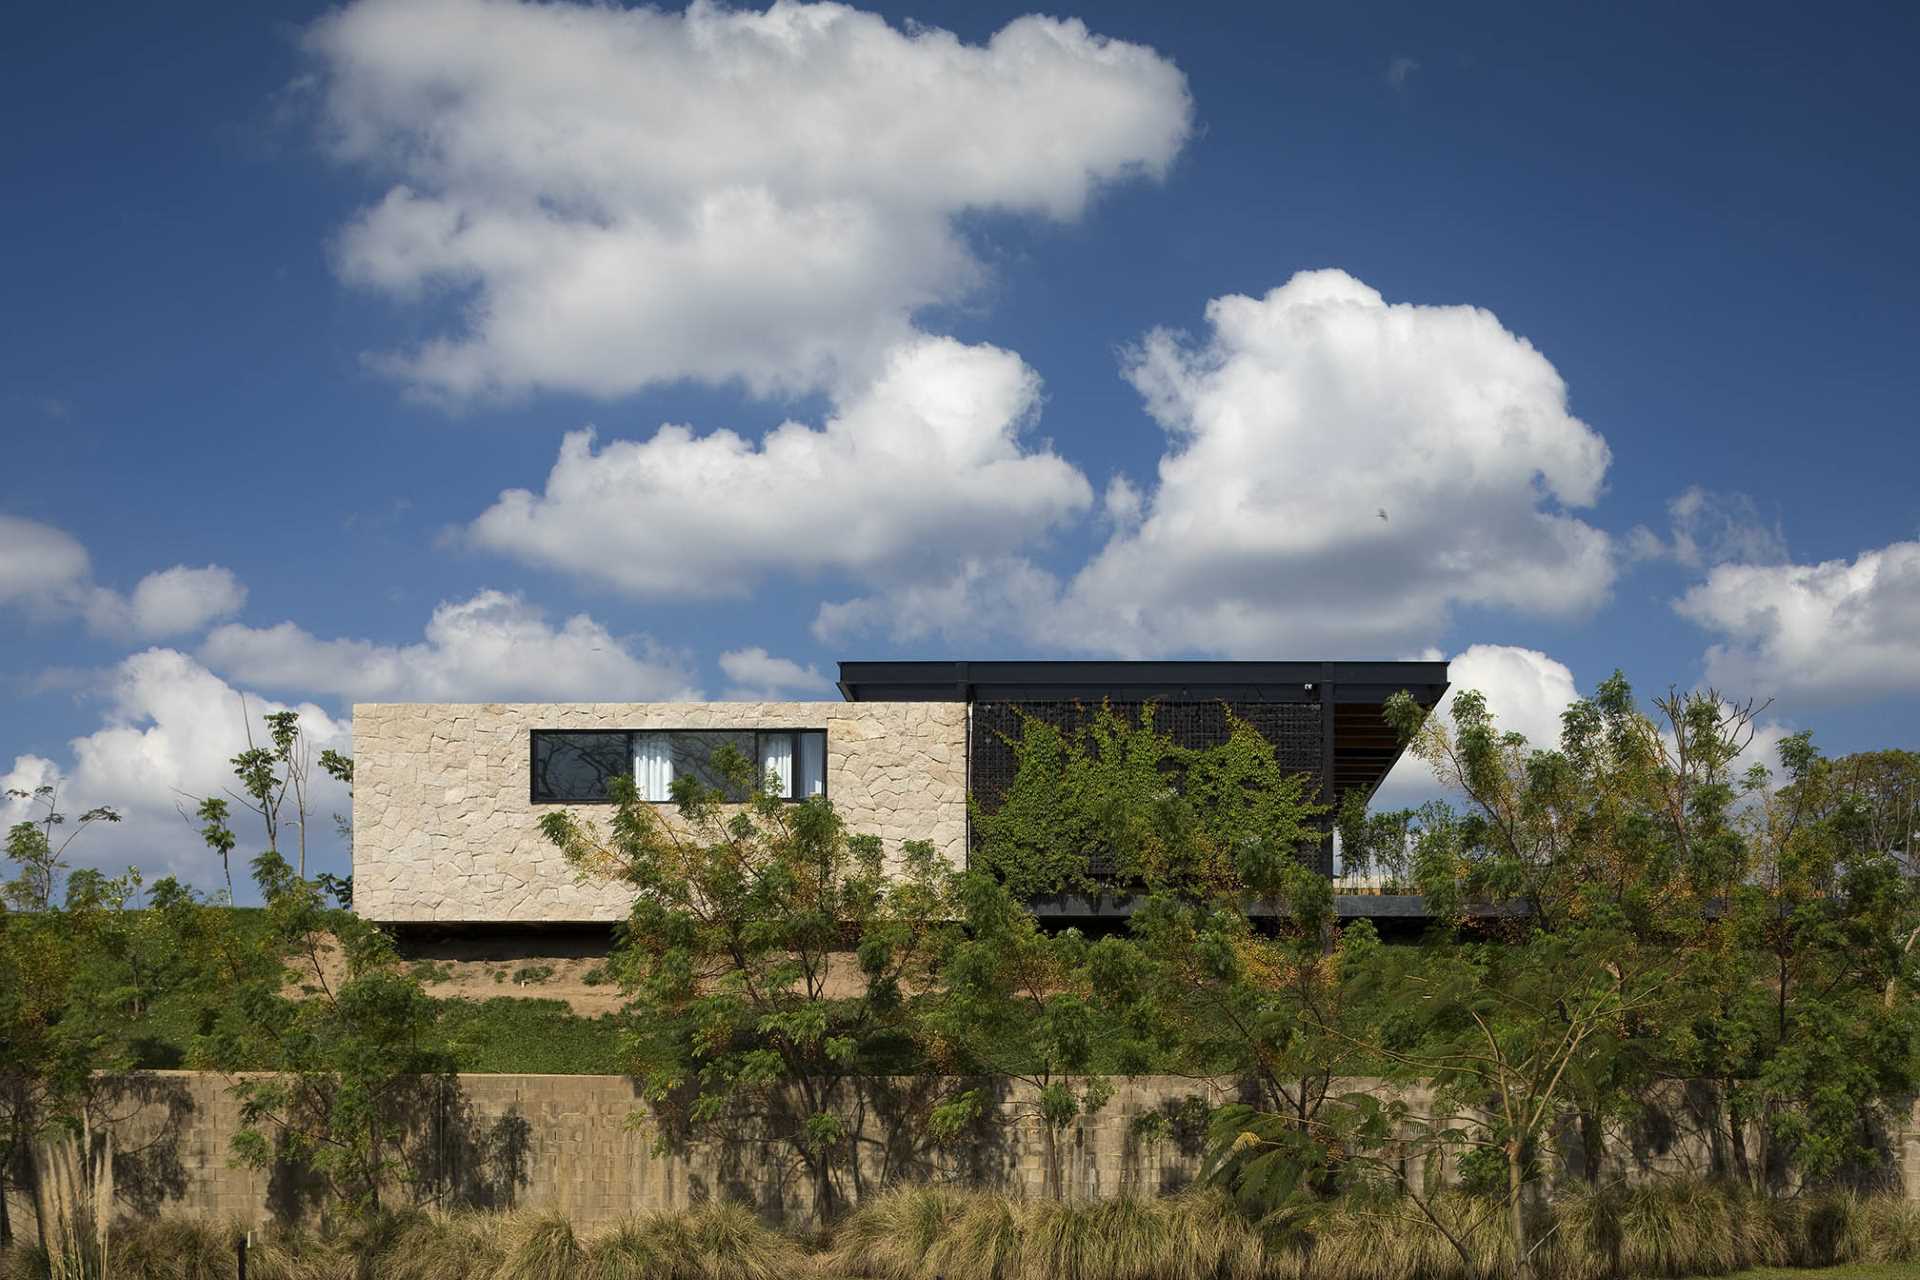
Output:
(1319, 663), (1336, 877)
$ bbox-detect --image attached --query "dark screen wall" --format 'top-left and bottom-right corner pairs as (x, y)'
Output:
(968, 700), (1330, 877)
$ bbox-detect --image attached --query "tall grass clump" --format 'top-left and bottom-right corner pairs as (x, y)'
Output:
(831, 1187), (1269, 1280)
(586, 1202), (801, 1280)
(1768, 1189), (1886, 1269)
(28, 1127), (112, 1280)
(493, 1210), (584, 1280)
(1553, 1180), (1743, 1279)
(105, 1218), (244, 1280)
(1297, 1190), (1509, 1280)
(1863, 1194), (1920, 1263)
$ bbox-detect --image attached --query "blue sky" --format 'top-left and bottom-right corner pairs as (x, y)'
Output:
(4, 0), (1917, 889)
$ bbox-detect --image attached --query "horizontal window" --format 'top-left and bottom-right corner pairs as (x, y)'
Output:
(530, 729), (827, 805)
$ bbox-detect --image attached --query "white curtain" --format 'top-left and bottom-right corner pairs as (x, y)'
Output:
(761, 733), (794, 797)
(798, 731), (826, 798)
(634, 733), (673, 801)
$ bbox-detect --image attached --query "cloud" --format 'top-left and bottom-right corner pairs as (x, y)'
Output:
(0, 515), (245, 638)
(1386, 56), (1419, 90)
(717, 647), (834, 700)
(1369, 642), (1797, 815)
(89, 565), (249, 638)
(0, 514), (93, 613)
(200, 589), (700, 703)
(821, 271), (1616, 656)
(468, 335), (1091, 596)
(307, 0), (1192, 399)
(1675, 540), (1920, 704)
(1102, 475), (1144, 530)
(3, 650), (351, 890)
(1371, 644), (1582, 809)
(813, 555), (1065, 647)
(1628, 486), (1786, 569)
(2, 756), (63, 820)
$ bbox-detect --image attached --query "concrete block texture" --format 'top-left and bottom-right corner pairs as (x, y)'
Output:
(351, 701), (968, 923)
(6, 1073), (1916, 1239)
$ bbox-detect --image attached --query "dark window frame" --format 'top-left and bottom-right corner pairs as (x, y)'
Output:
(528, 728), (829, 806)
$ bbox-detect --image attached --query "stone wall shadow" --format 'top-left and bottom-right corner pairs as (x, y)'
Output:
(92, 1073), (196, 1216)
(1123, 1092), (1212, 1195)
(406, 1077), (534, 1211)
(264, 1128), (330, 1227)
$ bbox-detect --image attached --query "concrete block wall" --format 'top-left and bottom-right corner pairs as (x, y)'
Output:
(7, 1074), (1917, 1240)
(351, 701), (968, 923)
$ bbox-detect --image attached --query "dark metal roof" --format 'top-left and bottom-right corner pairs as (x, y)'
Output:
(836, 660), (1448, 705)
(836, 659), (1449, 808)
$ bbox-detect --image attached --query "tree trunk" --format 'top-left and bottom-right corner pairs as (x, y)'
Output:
(1506, 1142), (1534, 1280)
(1041, 1123), (1061, 1200)
(1728, 1105), (1758, 1189)
(1578, 1110), (1604, 1184)
(811, 1151), (836, 1226)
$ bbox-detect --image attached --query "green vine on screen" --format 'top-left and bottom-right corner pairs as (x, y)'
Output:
(968, 700), (1327, 903)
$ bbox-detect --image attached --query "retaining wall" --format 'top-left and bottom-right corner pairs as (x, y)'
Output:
(6, 1073), (1917, 1239)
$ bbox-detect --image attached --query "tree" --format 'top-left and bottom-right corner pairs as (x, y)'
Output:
(176, 711), (435, 1215)
(1700, 735), (1920, 1188)
(189, 851), (452, 1213)
(188, 703), (348, 891)
(967, 702), (1347, 1187)
(924, 872), (1146, 1197)
(538, 746), (955, 1221)
(4, 785), (121, 914)
(1216, 674), (1754, 1279)
(0, 788), (177, 1261)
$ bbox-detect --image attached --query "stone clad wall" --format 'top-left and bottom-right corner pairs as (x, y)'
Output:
(352, 701), (968, 923)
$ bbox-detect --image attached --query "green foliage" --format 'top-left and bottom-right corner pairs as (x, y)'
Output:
(969, 702), (1325, 900)
(1701, 736), (1920, 1188)
(0, 786), (183, 1252)
(539, 744), (957, 1219)
(436, 999), (625, 1074)
(1217, 673), (1920, 1280)
(187, 852), (452, 1213)
(923, 871), (1147, 1195)
(3, 786), (121, 914)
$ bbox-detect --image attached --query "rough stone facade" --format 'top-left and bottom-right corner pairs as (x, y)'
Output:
(352, 701), (968, 924)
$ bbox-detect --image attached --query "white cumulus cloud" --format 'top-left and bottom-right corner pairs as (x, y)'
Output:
(1676, 540), (1920, 705)
(1368, 644), (1795, 816)
(468, 336), (1092, 596)
(1072, 271), (1615, 655)
(200, 589), (699, 703)
(0, 515), (245, 638)
(3, 650), (352, 891)
(307, 0), (1192, 399)
(0, 514), (92, 611)
(1370, 644), (1582, 810)
(89, 565), (249, 638)
(717, 647), (834, 700)
(820, 271), (1616, 655)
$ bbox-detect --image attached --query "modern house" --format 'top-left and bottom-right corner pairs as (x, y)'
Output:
(351, 660), (1448, 926)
